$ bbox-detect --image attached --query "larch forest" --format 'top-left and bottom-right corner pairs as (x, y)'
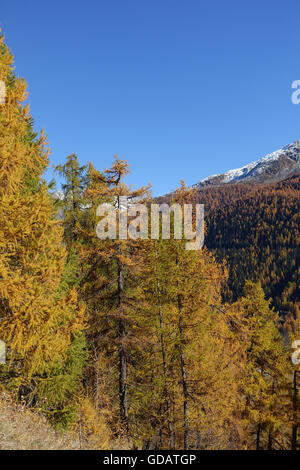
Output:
(0, 30), (299, 451)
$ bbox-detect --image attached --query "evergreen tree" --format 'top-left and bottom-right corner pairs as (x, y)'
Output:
(286, 311), (300, 450)
(234, 281), (290, 449)
(55, 154), (88, 249)
(0, 32), (86, 423)
(64, 156), (151, 441)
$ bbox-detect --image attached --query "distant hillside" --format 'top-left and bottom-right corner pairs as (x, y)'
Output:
(158, 175), (300, 318)
(197, 175), (300, 317)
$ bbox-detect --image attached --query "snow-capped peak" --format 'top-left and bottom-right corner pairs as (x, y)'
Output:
(193, 140), (300, 188)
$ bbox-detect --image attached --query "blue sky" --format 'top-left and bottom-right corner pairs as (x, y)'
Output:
(2, 0), (300, 195)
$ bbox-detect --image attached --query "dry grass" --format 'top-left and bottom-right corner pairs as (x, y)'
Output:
(0, 393), (79, 450)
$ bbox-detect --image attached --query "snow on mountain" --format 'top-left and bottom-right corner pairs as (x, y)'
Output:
(193, 140), (300, 188)
(52, 189), (64, 200)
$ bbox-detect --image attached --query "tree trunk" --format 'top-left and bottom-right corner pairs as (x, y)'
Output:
(268, 382), (275, 450)
(177, 292), (189, 450)
(155, 244), (174, 448)
(118, 255), (128, 432)
(292, 370), (298, 450)
(256, 422), (261, 450)
(267, 428), (272, 450)
(94, 350), (99, 411)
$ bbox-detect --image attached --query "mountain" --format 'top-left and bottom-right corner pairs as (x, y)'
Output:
(52, 189), (64, 200)
(157, 140), (300, 319)
(192, 140), (300, 188)
(193, 175), (300, 319)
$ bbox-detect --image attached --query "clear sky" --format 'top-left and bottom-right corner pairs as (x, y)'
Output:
(2, 0), (300, 195)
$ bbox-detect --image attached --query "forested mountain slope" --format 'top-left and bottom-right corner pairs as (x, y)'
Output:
(196, 175), (300, 318)
(157, 174), (299, 318)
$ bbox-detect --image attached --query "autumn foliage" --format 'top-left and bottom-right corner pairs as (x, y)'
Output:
(0, 31), (299, 450)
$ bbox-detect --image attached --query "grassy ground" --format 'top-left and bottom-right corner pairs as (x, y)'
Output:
(0, 393), (78, 450)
